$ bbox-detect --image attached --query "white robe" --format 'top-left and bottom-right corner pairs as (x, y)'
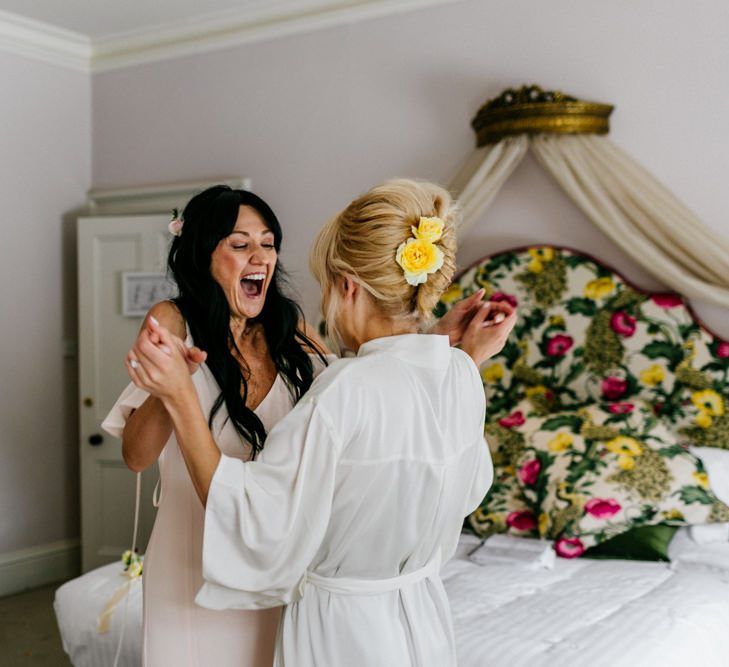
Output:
(196, 334), (493, 666)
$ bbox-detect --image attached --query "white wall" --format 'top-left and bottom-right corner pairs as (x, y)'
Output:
(0, 51), (90, 553)
(91, 0), (729, 337)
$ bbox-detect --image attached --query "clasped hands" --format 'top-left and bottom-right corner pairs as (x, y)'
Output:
(126, 317), (205, 404)
(433, 288), (517, 366)
(125, 289), (518, 398)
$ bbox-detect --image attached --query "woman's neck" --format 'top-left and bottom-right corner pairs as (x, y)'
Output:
(230, 317), (264, 348)
(352, 316), (418, 349)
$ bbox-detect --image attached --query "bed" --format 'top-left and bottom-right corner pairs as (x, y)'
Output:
(54, 531), (729, 667)
(445, 533), (729, 667)
(440, 245), (729, 666)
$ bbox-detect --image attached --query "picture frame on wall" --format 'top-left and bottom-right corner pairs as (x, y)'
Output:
(121, 272), (177, 317)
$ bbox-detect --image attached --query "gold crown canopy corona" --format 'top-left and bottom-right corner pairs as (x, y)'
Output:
(471, 85), (614, 146)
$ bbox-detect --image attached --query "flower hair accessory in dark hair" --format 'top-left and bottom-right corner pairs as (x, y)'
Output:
(168, 208), (184, 237)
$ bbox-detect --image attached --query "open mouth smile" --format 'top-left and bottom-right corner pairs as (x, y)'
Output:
(240, 272), (266, 299)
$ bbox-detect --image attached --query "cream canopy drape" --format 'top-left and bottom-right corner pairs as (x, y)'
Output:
(450, 86), (729, 308)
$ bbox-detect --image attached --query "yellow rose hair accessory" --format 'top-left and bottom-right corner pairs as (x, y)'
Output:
(396, 216), (445, 286)
(411, 216), (444, 243)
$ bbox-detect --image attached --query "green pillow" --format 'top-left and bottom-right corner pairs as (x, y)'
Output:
(583, 525), (679, 562)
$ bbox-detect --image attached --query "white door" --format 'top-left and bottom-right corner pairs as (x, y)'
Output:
(78, 215), (173, 572)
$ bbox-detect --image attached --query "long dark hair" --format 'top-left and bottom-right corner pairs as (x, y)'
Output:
(168, 185), (325, 458)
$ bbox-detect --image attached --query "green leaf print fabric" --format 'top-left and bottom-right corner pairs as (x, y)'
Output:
(445, 246), (729, 554)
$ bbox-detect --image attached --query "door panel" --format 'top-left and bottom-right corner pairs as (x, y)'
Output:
(78, 215), (172, 572)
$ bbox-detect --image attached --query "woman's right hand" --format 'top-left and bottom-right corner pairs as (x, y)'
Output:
(126, 318), (205, 404)
(139, 315), (207, 376)
(120, 303), (204, 473)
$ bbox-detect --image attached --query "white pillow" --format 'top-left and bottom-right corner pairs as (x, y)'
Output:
(668, 527), (729, 570)
(689, 447), (729, 544)
(691, 447), (729, 504)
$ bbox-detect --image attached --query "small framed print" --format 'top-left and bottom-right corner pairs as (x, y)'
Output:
(122, 272), (177, 317)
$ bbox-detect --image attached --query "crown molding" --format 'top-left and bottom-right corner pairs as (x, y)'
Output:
(0, 9), (90, 72)
(0, 0), (462, 74)
(91, 0), (462, 72)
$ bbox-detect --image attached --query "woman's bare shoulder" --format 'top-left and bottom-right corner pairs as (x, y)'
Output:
(146, 301), (186, 339)
(297, 320), (331, 356)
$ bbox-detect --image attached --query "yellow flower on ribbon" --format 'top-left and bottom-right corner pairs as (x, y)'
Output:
(691, 389), (725, 417)
(640, 364), (665, 386)
(396, 237), (444, 286)
(440, 283), (463, 305)
(693, 471), (710, 488)
(481, 363), (504, 383)
(548, 432), (573, 453)
(126, 560), (143, 579)
(538, 512), (550, 536)
(528, 247), (555, 262)
(121, 549), (143, 578)
(526, 385), (549, 397)
(662, 508), (684, 521)
(695, 411), (713, 429)
(617, 454), (636, 470)
(606, 436), (643, 457)
(584, 277), (615, 300)
(411, 216), (444, 243)
(549, 315), (565, 327)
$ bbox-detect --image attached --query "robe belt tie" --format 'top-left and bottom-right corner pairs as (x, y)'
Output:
(304, 552), (441, 596)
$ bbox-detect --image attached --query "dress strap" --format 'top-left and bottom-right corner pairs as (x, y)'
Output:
(303, 551), (441, 596)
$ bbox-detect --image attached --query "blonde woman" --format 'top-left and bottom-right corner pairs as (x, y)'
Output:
(128, 180), (515, 665)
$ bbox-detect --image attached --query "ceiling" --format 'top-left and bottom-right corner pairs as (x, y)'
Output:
(0, 0), (349, 38)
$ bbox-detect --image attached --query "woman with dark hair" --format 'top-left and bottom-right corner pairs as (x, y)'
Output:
(103, 184), (513, 667)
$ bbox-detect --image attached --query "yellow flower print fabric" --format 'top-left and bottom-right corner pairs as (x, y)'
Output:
(511, 403), (729, 554)
(439, 246), (729, 549)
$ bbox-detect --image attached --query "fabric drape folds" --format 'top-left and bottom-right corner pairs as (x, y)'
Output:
(449, 135), (528, 237)
(451, 132), (729, 308)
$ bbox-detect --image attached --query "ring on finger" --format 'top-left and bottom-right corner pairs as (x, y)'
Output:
(130, 359), (139, 369)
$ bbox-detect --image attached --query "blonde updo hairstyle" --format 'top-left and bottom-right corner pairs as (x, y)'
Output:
(310, 179), (458, 348)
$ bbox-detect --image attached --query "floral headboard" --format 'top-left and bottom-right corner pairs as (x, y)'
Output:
(438, 246), (729, 447)
(437, 246), (729, 553)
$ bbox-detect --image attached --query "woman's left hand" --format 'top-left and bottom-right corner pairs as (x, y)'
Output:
(431, 289), (487, 346)
(126, 319), (196, 403)
(460, 300), (517, 367)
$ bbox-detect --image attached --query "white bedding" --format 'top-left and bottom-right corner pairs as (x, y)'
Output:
(55, 534), (729, 667)
(444, 534), (729, 667)
(55, 562), (142, 667)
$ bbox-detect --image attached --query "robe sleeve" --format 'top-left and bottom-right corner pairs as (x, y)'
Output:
(461, 355), (494, 516)
(101, 382), (150, 439)
(463, 436), (494, 516)
(195, 395), (341, 610)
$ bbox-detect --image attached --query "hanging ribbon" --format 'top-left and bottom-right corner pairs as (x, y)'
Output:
(95, 472), (145, 667)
